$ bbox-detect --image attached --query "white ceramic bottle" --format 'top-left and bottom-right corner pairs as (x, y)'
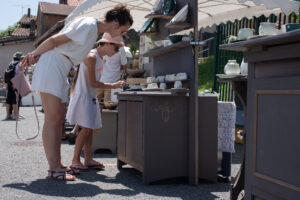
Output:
(240, 59), (248, 74)
(224, 60), (240, 75)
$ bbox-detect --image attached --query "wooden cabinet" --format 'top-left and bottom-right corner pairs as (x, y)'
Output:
(117, 92), (218, 184)
(220, 30), (300, 200)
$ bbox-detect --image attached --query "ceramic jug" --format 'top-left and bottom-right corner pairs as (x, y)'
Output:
(240, 59), (248, 74)
(224, 60), (240, 75)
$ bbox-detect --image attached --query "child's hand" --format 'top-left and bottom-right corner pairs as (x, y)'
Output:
(112, 81), (126, 88)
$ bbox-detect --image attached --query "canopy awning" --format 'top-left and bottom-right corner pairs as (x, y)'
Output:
(65, 0), (300, 30)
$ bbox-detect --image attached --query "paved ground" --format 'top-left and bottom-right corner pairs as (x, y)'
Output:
(0, 105), (242, 200)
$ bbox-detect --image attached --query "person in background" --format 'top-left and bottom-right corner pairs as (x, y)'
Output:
(97, 39), (128, 103)
(19, 4), (133, 181)
(67, 33), (126, 171)
(4, 52), (24, 120)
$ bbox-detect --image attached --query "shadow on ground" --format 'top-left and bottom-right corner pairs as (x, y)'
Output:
(3, 178), (138, 198)
(3, 167), (229, 200)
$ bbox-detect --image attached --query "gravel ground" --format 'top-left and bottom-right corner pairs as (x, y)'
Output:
(0, 105), (242, 200)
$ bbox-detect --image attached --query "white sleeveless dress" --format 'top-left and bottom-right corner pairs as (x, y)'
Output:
(66, 49), (103, 129)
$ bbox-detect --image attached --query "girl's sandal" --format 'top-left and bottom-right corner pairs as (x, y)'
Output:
(47, 170), (75, 181)
(67, 167), (80, 175)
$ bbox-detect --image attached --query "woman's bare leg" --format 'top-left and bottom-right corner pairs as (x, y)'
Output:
(58, 102), (67, 167)
(40, 92), (74, 180)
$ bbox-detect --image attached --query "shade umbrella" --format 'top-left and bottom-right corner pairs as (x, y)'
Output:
(66, 0), (300, 31)
(198, 0), (300, 28)
(65, 0), (156, 31)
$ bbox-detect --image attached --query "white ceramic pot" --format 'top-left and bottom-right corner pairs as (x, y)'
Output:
(224, 60), (240, 75)
(259, 22), (277, 35)
(238, 28), (253, 40)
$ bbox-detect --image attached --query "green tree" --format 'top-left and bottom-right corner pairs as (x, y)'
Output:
(0, 24), (20, 38)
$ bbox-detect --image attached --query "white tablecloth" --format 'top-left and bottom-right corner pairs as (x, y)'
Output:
(218, 101), (236, 153)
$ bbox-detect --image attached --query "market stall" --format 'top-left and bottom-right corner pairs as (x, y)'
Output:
(219, 29), (300, 200)
(65, 0), (300, 188)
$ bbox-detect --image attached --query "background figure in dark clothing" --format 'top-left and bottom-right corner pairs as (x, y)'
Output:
(4, 52), (24, 120)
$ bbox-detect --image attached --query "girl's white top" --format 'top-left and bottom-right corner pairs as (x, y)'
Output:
(74, 49), (103, 97)
(100, 47), (127, 83)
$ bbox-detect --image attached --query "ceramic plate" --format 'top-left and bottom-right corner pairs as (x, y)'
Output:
(171, 4), (188, 23)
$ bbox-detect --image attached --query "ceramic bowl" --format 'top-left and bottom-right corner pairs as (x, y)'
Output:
(168, 35), (184, 44)
(104, 101), (118, 110)
(126, 69), (146, 78)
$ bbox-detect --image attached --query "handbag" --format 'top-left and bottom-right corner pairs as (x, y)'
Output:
(11, 71), (40, 140)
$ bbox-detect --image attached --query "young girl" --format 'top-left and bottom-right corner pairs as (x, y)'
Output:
(67, 33), (126, 171)
(20, 4), (133, 181)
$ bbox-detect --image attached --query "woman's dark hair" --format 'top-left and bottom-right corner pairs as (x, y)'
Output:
(105, 4), (133, 26)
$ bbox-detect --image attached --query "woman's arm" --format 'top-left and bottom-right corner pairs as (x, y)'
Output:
(33, 33), (71, 57)
(85, 53), (126, 89)
(20, 33), (71, 68)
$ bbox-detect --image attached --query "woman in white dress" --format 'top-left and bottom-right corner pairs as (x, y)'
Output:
(19, 4), (133, 181)
(67, 33), (125, 171)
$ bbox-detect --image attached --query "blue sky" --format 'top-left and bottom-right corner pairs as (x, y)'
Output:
(0, 0), (59, 30)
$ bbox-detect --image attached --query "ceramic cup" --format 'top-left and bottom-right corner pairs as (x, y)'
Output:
(156, 76), (165, 83)
(160, 82), (167, 89)
(174, 81), (182, 89)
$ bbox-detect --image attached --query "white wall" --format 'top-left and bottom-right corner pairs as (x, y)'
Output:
(0, 41), (35, 77)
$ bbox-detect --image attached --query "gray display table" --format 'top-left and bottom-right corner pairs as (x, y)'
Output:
(220, 30), (300, 200)
(92, 109), (118, 154)
(117, 91), (218, 184)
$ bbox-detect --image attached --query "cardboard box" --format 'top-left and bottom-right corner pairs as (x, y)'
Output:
(126, 78), (147, 85)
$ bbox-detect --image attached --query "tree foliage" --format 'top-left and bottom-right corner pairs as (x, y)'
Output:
(0, 24), (20, 38)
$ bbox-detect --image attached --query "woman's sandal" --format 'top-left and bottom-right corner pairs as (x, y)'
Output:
(47, 170), (75, 181)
